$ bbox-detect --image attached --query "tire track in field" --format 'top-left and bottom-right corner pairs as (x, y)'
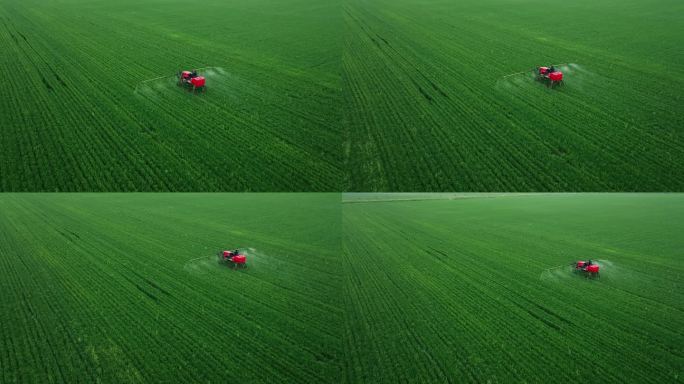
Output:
(345, 8), (469, 189)
(10, 198), (231, 380)
(345, 9), (475, 190)
(348, 210), (564, 381)
(1, 13), (174, 191)
(344, 211), (467, 381)
(0, 198), (99, 382)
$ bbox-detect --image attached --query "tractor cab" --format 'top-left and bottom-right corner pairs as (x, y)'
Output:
(190, 76), (205, 88)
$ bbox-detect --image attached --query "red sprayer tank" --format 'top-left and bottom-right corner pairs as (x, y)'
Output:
(549, 72), (563, 82)
(191, 76), (205, 88)
(586, 264), (599, 273)
(232, 255), (246, 264)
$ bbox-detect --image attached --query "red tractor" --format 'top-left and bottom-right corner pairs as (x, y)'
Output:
(575, 260), (599, 278)
(536, 66), (564, 87)
(177, 69), (206, 93)
(220, 249), (247, 269)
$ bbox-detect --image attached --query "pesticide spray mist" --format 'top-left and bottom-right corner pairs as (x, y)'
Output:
(183, 254), (217, 275)
(183, 246), (269, 275)
(133, 66), (228, 97)
(539, 259), (612, 282)
(496, 62), (587, 90)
